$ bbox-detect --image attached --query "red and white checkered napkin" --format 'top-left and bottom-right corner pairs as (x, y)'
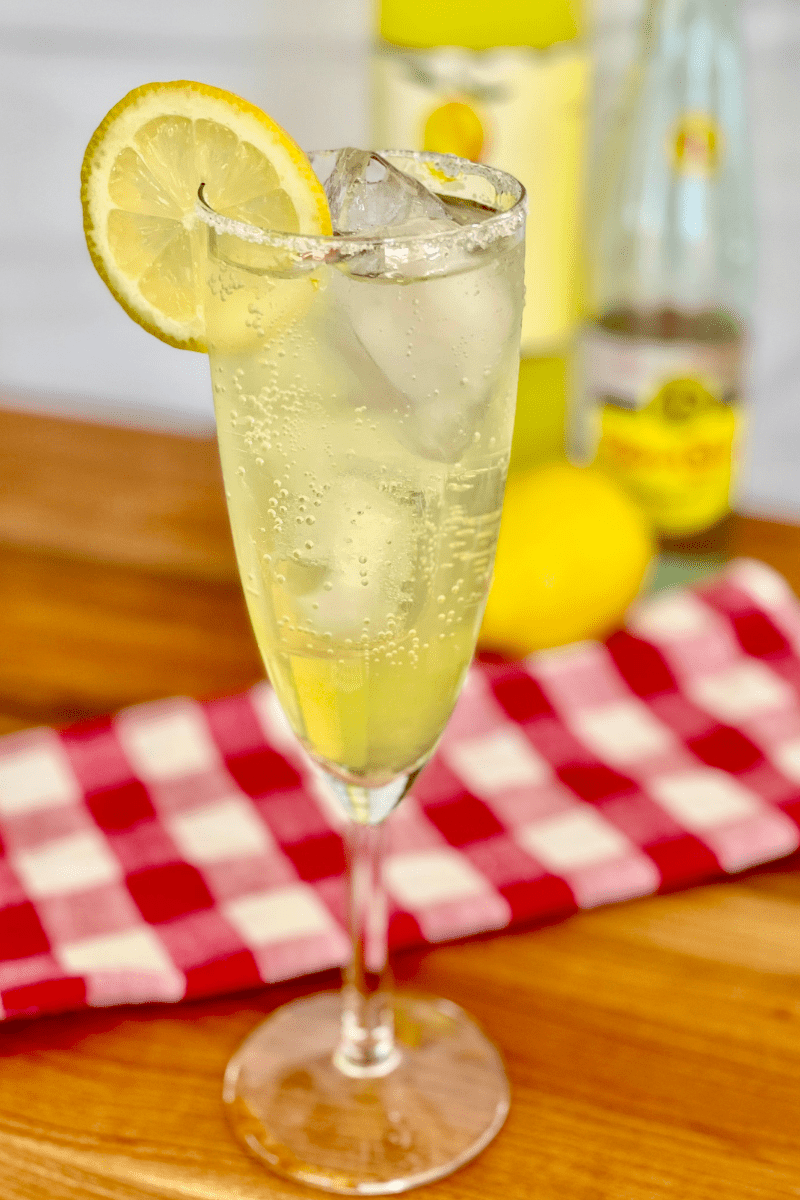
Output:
(1, 557), (800, 1021)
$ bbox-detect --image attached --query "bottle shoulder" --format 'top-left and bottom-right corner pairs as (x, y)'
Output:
(588, 0), (754, 315)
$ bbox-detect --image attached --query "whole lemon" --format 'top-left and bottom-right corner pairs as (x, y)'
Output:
(480, 463), (655, 657)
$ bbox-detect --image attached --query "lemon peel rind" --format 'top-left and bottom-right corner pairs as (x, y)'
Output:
(80, 79), (332, 352)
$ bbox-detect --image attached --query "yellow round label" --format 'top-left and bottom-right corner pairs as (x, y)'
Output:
(596, 376), (737, 536)
(670, 112), (722, 175)
(423, 99), (487, 161)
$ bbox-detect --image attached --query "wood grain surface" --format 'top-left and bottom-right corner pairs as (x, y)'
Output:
(1, 407), (799, 1199)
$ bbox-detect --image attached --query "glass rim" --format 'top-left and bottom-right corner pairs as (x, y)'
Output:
(195, 148), (526, 262)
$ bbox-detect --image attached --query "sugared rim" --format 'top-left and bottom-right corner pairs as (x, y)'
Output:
(195, 149), (526, 262)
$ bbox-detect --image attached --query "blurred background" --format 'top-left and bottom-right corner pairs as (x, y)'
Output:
(1, 0), (798, 517)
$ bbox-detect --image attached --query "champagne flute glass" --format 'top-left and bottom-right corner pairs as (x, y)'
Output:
(198, 150), (525, 1195)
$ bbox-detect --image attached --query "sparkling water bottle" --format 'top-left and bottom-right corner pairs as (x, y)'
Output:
(572, 0), (755, 581)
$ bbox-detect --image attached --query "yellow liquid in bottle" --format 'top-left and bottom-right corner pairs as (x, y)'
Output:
(379, 0), (580, 50)
(375, 0), (587, 470)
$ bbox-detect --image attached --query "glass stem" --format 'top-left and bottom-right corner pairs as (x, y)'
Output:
(334, 805), (401, 1079)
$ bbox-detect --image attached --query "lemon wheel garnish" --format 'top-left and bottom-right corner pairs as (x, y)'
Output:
(81, 80), (332, 351)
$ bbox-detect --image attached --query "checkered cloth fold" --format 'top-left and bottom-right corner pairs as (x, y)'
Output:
(0, 558), (799, 1021)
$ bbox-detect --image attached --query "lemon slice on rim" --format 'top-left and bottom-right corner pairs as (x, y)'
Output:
(81, 79), (332, 351)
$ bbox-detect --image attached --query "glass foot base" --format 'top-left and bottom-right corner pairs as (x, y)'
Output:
(223, 991), (510, 1195)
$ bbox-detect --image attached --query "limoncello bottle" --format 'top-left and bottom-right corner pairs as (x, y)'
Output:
(572, 0), (754, 581)
(373, 0), (589, 470)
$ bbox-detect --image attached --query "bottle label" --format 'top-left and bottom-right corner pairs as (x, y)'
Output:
(372, 41), (589, 354)
(670, 112), (723, 176)
(574, 325), (743, 536)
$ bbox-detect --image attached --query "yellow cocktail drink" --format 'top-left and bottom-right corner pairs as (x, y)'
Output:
(81, 89), (526, 1188)
(205, 153), (524, 790)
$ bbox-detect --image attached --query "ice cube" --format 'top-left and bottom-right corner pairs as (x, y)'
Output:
(292, 277), (468, 462)
(285, 471), (430, 638)
(330, 262), (518, 461)
(323, 149), (452, 235)
(315, 150), (520, 462)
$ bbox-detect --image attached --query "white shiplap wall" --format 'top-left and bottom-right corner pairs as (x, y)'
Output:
(0, 0), (369, 430)
(1, 0), (799, 517)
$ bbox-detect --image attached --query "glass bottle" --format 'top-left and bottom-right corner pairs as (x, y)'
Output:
(373, 0), (590, 471)
(572, 0), (754, 582)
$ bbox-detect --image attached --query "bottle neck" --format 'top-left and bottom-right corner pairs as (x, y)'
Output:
(591, 0), (753, 320)
(642, 0), (741, 49)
